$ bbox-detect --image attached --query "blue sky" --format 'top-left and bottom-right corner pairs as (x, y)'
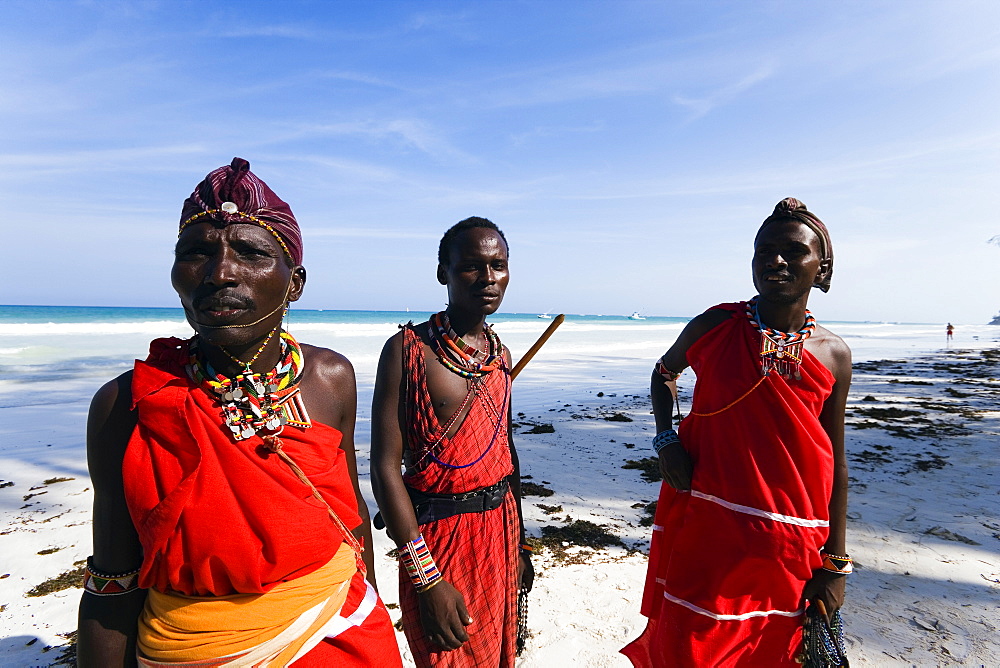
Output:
(2, 1), (999, 323)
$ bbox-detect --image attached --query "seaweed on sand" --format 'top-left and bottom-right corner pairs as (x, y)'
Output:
(25, 560), (86, 597)
(536, 520), (626, 564)
(622, 457), (662, 483)
(521, 481), (555, 497)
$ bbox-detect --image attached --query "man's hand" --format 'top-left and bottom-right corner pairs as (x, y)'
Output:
(658, 441), (693, 490)
(802, 569), (846, 614)
(417, 580), (473, 650)
(518, 551), (534, 593)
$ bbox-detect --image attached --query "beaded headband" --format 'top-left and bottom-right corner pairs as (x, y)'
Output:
(179, 208), (294, 264)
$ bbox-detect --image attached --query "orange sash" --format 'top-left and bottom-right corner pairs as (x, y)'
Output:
(138, 543), (356, 667)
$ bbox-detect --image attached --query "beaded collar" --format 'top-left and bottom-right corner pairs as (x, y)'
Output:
(745, 296), (816, 380)
(186, 330), (310, 440)
(427, 311), (504, 379)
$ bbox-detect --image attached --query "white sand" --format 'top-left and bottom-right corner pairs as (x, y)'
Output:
(1, 322), (999, 666)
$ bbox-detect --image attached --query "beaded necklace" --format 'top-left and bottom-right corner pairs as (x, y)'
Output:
(218, 322), (281, 374)
(410, 312), (509, 469)
(428, 311), (502, 379)
(745, 296), (816, 380)
(187, 330), (309, 440)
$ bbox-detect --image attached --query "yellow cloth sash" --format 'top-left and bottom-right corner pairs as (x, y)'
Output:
(138, 542), (356, 667)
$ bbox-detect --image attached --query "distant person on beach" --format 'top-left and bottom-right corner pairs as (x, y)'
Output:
(622, 198), (852, 667)
(947, 322), (954, 342)
(77, 158), (401, 667)
(371, 217), (531, 667)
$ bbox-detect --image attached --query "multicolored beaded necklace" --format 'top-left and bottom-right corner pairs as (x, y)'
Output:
(745, 296), (816, 380)
(412, 311), (509, 469)
(428, 311), (503, 379)
(186, 330), (309, 440)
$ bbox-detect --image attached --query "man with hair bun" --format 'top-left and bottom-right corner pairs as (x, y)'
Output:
(623, 198), (852, 667)
(78, 158), (401, 667)
(371, 216), (531, 667)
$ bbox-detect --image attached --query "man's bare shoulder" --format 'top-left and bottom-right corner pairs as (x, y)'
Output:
(812, 325), (852, 362)
(679, 307), (732, 342)
(90, 370), (134, 423)
(300, 343), (355, 391)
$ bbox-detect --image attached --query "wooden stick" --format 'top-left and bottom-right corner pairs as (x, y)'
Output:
(510, 314), (565, 380)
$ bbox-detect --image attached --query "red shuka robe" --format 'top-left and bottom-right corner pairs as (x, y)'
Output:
(622, 303), (836, 668)
(398, 326), (519, 668)
(123, 337), (400, 665)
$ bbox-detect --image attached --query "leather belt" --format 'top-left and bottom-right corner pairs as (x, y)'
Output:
(407, 479), (510, 525)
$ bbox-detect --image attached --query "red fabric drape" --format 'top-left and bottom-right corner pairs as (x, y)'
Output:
(623, 303), (836, 667)
(398, 326), (518, 668)
(123, 337), (361, 597)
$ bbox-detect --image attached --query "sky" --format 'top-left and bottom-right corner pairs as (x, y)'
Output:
(2, 0), (999, 323)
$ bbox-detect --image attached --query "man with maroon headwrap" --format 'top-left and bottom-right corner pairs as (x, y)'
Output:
(78, 158), (402, 667)
(623, 198), (852, 667)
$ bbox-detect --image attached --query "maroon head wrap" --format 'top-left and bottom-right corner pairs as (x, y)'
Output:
(759, 197), (833, 293)
(179, 158), (303, 266)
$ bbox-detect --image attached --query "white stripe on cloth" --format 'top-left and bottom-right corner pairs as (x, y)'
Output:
(662, 590), (804, 621)
(684, 489), (829, 528)
(286, 578), (379, 665)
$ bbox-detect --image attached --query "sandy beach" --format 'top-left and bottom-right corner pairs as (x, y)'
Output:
(1, 313), (998, 666)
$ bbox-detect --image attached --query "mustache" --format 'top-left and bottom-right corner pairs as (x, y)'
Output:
(192, 291), (254, 311)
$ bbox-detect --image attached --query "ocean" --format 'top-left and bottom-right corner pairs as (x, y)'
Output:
(1, 304), (997, 414)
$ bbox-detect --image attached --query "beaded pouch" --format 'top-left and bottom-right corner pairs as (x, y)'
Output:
(800, 606), (849, 667)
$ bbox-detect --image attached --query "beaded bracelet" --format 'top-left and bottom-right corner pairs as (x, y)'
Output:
(654, 359), (682, 384)
(519, 542), (534, 556)
(652, 428), (681, 455)
(820, 551), (854, 575)
(83, 556), (141, 596)
(399, 534), (443, 592)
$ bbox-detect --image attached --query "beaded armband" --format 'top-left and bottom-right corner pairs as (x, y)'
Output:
(654, 358), (682, 384)
(652, 428), (681, 455)
(820, 551), (854, 575)
(519, 542), (534, 556)
(400, 534), (443, 592)
(83, 557), (141, 596)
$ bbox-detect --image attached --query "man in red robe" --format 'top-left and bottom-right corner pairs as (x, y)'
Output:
(622, 198), (852, 667)
(77, 158), (401, 667)
(371, 217), (532, 667)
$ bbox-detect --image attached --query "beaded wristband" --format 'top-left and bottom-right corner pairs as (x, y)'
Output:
(400, 534), (443, 592)
(820, 552), (854, 575)
(519, 542), (534, 555)
(652, 428), (681, 455)
(654, 359), (682, 384)
(83, 556), (141, 596)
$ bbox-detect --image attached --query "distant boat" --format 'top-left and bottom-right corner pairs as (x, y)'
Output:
(537, 312), (552, 319)
(628, 311), (645, 320)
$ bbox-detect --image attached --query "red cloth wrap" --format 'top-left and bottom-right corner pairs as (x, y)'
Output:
(623, 303), (835, 667)
(123, 337), (361, 596)
(398, 326), (519, 668)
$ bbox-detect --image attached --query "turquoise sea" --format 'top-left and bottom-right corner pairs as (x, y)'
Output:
(1, 304), (996, 413)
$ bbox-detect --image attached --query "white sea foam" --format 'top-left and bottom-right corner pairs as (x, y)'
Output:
(0, 321), (191, 336)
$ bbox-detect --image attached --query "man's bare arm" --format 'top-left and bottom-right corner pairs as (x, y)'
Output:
(370, 333), (472, 650)
(654, 309), (731, 489)
(77, 372), (146, 668)
(803, 330), (852, 612)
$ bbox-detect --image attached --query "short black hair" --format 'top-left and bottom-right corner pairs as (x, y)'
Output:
(437, 216), (509, 265)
